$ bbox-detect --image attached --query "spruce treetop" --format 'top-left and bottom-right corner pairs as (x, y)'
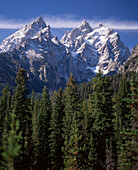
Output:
(66, 73), (76, 88)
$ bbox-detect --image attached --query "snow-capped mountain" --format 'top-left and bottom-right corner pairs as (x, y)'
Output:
(61, 21), (130, 74)
(0, 17), (131, 93)
(0, 17), (47, 53)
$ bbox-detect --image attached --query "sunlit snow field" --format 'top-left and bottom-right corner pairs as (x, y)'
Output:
(0, 28), (138, 51)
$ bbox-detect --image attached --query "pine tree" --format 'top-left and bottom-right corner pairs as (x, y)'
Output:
(12, 68), (32, 169)
(130, 77), (138, 169)
(116, 75), (131, 130)
(87, 132), (97, 169)
(0, 87), (11, 139)
(31, 94), (40, 169)
(113, 75), (131, 168)
(0, 87), (12, 166)
(49, 88), (64, 169)
(118, 76), (138, 169)
(63, 73), (80, 139)
(81, 100), (97, 169)
(81, 100), (89, 168)
(1, 109), (22, 170)
(30, 90), (35, 113)
(88, 72), (115, 169)
(64, 114), (82, 169)
(62, 73), (83, 169)
(37, 86), (51, 169)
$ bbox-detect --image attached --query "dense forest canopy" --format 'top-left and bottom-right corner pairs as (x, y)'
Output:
(0, 68), (137, 170)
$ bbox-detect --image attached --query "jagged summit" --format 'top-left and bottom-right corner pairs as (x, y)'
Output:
(29, 17), (47, 31)
(60, 20), (92, 48)
(0, 17), (47, 53)
(79, 20), (90, 27)
(81, 20), (87, 24)
(0, 18), (131, 92)
(78, 20), (92, 33)
(97, 23), (106, 28)
(60, 21), (130, 74)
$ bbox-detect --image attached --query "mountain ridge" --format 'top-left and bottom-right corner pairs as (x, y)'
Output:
(0, 17), (135, 93)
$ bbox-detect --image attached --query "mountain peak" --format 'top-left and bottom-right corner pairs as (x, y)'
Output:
(36, 16), (44, 22)
(79, 20), (91, 28)
(78, 20), (92, 34)
(81, 20), (88, 25)
(29, 17), (47, 30)
(0, 17), (47, 53)
(97, 23), (107, 29)
(0, 17), (132, 93)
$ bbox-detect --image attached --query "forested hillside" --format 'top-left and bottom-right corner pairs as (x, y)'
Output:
(0, 69), (137, 170)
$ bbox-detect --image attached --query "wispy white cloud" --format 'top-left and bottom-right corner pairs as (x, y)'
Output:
(0, 16), (31, 29)
(0, 14), (138, 30)
(89, 17), (138, 30)
(43, 14), (138, 30)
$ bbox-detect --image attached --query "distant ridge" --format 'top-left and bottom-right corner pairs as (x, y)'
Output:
(0, 17), (133, 93)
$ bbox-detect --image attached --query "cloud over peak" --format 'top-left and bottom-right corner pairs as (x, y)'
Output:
(0, 14), (138, 30)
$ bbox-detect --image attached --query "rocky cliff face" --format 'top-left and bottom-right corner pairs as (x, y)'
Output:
(0, 17), (132, 93)
(61, 21), (130, 75)
(119, 44), (138, 74)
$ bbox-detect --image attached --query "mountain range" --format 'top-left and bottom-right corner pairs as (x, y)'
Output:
(0, 17), (137, 93)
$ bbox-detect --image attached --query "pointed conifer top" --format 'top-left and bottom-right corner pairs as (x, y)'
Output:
(66, 73), (76, 88)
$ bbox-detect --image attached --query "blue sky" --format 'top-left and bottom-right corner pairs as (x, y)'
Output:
(0, 0), (138, 29)
(1, 0), (137, 20)
(0, 0), (138, 49)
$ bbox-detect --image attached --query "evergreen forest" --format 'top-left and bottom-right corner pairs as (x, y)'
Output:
(0, 68), (137, 170)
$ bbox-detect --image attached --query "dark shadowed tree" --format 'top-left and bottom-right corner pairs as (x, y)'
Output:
(12, 69), (32, 170)
(49, 88), (64, 169)
(37, 86), (51, 169)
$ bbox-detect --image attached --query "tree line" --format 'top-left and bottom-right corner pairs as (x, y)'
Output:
(0, 68), (137, 170)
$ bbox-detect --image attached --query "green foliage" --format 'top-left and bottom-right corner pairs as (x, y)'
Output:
(1, 111), (22, 170)
(31, 94), (40, 169)
(0, 69), (137, 169)
(88, 72), (115, 169)
(64, 115), (83, 169)
(89, 73), (114, 137)
(49, 88), (64, 169)
(77, 81), (93, 100)
(0, 87), (12, 168)
(62, 73), (84, 169)
(112, 75), (132, 168)
(118, 77), (138, 170)
(12, 68), (32, 169)
(37, 86), (51, 169)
